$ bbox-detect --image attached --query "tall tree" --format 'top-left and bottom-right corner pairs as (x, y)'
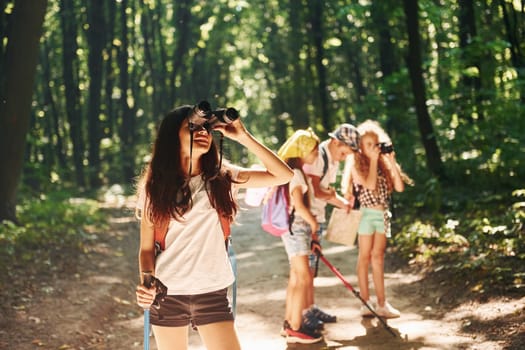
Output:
(307, 0), (330, 131)
(0, 0), (47, 222)
(117, 0), (136, 182)
(499, 0), (525, 103)
(40, 41), (66, 169)
(86, 0), (105, 187)
(370, 1), (405, 135)
(60, 0), (85, 187)
(458, 0), (484, 120)
(402, 0), (445, 179)
(168, 0), (192, 103)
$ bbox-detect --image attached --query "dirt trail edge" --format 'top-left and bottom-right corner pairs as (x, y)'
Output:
(1, 197), (523, 350)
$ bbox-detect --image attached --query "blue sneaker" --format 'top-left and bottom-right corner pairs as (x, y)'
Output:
(308, 305), (337, 323)
(303, 312), (324, 330)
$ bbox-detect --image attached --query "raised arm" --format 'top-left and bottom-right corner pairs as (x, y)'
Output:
(384, 152), (405, 192)
(214, 119), (293, 188)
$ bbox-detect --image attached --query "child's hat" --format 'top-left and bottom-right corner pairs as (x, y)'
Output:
(328, 123), (360, 151)
(278, 128), (320, 159)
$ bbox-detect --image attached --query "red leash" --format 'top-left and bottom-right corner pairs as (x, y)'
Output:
(318, 254), (397, 337)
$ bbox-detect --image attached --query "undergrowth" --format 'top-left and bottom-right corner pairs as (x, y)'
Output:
(0, 191), (108, 289)
(392, 184), (525, 297)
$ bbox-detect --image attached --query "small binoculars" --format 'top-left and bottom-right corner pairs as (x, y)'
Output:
(188, 100), (239, 133)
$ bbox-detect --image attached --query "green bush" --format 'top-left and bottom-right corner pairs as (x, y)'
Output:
(393, 187), (525, 292)
(0, 192), (107, 268)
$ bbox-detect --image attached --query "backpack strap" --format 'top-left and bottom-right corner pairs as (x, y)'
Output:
(280, 184), (295, 236)
(319, 146), (329, 182)
(153, 215), (171, 253)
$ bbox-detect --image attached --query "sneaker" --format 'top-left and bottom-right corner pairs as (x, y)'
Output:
(286, 325), (323, 344)
(375, 301), (400, 319)
(308, 305), (337, 323)
(303, 312), (324, 330)
(280, 320), (290, 337)
(360, 302), (375, 317)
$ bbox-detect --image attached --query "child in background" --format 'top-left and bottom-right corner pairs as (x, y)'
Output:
(303, 123), (360, 323)
(343, 119), (412, 318)
(277, 128), (323, 344)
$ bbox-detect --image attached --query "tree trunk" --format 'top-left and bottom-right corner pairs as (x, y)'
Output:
(499, 0), (525, 104)
(459, 0), (484, 120)
(86, 0), (105, 188)
(288, 0), (309, 128)
(337, 19), (367, 107)
(60, 0), (85, 187)
(153, 2), (169, 109)
(307, 0), (330, 131)
(0, 0), (47, 222)
(41, 40), (66, 169)
(104, 0), (116, 137)
(169, 0), (192, 103)
(118, 0), (135, 183)
(402, 0), (445, 180)
(371, 1), (404, 136)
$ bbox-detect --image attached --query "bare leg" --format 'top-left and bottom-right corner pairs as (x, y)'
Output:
(370, 232), (387, 306)
(288, 255), (312, 330)
(357, 235), (374, 302)
(284, 269), (297, 323)
(152, 325), (189, 350)
(198, 320), (241, 350)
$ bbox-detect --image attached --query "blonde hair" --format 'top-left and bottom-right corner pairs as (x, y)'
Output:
(354, 120), (413, 191)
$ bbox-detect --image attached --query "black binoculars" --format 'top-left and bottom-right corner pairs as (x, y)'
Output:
(188, 100), (239, 132)
(378, 142), (394, 154)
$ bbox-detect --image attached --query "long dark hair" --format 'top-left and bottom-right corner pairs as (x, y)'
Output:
(142, 105), (237, 224)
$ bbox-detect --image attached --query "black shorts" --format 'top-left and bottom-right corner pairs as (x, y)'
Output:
(149, 288), (234, 327)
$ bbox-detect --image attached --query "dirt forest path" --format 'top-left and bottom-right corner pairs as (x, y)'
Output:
(2, 195), (524, 350)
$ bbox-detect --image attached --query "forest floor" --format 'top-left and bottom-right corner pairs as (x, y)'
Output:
(1, 195), (524, 350)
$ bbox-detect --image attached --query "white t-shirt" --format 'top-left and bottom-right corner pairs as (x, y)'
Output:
(289, 168), (308, 224)
(289, 168), (308, 197)
(137, 168), (239, 295)
(303, 140), (339, 223)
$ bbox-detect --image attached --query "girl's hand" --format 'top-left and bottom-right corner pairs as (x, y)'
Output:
(213, 119), (249, 142)
(346, 196), (356, 212)
(385, 150), (397, 161)
(311, 236), (322, 255)
(382, 151), (398, 168)
(136, 284), (157, 309)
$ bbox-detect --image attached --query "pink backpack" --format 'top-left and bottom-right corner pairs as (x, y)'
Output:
(261, 185), (294, 236)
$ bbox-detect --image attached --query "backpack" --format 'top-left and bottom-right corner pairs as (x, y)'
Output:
(261, 184), (295, 236)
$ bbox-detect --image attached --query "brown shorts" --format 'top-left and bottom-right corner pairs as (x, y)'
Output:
(149, 288), (234, 327)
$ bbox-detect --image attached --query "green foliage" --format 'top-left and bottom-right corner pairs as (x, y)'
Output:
(0, 192), (107, 270)
(393, 188), (525, 292)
